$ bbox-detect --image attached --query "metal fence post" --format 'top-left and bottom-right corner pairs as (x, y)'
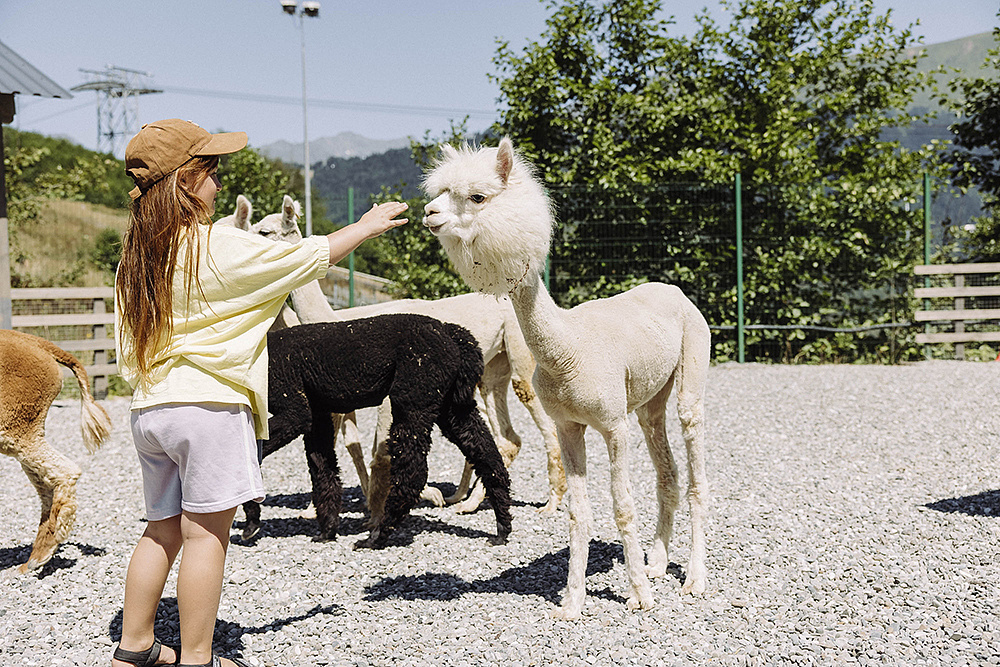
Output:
(923, 173), (931, 360)
(735, 173), (745, 363)
(348, 186), (355, 308)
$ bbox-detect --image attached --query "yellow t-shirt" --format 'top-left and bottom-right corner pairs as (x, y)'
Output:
(115, 223), (330, 439)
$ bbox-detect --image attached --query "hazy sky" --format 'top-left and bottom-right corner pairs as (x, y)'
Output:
(2, 0), (997, 156)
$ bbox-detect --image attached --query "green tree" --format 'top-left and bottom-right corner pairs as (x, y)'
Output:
(493, 0), (948, 361)
(365, 121), (476, 299)
(944, 23), (1000, 260)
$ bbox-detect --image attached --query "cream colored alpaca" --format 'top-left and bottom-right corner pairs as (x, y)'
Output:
(250, 196), (565, 522)
(216, 195), (300, 328)
(422, 138), (711, 619)
(0, 330), (112, 572)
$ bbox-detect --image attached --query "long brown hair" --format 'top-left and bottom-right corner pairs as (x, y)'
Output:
(116, 156), (219, 379)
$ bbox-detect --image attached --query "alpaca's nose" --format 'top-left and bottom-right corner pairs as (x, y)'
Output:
(424, 201), (438, 216)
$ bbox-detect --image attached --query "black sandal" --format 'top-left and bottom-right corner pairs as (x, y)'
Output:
(178, 655), (250, 667)
(113, 639), (180, 666)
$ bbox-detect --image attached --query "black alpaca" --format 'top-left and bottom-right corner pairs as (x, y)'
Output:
(243, 314), (513, 548)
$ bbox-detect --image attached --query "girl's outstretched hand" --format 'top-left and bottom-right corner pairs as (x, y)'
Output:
(357, 202), (409, 239)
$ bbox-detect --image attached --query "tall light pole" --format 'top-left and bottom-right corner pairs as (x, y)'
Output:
(281, 0), (320, 237)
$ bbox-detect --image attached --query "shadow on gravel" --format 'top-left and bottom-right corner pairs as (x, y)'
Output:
(233, 488), (500, 548)
(0, 541), (107, 579)
(363, 539), (628, 606)
(108, 597), (344, 662)
(925, 489), (1000, 517)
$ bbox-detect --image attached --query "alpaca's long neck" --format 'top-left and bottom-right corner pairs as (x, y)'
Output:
(508, 269), (577, 375)
(289, 280), (338, 323)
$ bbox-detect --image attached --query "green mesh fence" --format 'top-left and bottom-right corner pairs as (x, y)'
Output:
(546, 181), (931, 364)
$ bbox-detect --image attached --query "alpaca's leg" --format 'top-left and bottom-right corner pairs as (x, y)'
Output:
(450, 354), (517, 510)
(452, 365), (520, 513)
(241, 500), (261, 542)
(304, 411), (343, 540)
(356, 410), (435, 549)
(367, 399), (443, 522)
(15, 435), (82, 572)
(553, 421), (590, 620)
(603, 419), (654, 612)
(505, 324), (565, 513)
(364, 399), (393, 529)
(677, 372), (709, 595)
(636, 382), (680, 579)
(445, 386), (485, 506)
(513, 380), (565, 514)
(337, 412), (369, 499)
(437, 398), (512, 545)
(243, 386), (311, 542)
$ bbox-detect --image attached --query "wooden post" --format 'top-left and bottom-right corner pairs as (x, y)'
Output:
(954, 274), (965, 360)
(0, 115), (12, 330)
(93, 295), (108, 398)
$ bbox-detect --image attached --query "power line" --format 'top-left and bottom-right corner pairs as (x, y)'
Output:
(159, 85), (498, 119)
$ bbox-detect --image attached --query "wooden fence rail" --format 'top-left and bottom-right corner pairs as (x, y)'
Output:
(913, 263), (1000, 359)
(8, 269), (396, 399)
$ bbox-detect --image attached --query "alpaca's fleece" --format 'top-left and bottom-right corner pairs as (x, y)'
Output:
(0, 330), (111, 572)
(419, 136), (712, 618)
(247, 314), (514, 548)
(423, 138), (553, 296)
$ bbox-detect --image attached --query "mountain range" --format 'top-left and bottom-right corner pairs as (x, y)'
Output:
(258, 131), (410, 164)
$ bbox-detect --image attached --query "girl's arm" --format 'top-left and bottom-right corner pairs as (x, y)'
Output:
(326, 202), (408, 265)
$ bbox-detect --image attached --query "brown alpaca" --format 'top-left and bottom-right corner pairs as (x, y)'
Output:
(0, 330), (112, 572)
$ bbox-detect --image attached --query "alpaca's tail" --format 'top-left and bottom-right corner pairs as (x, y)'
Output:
(675, 297), (711, 425)
(49, 345), (112, 455)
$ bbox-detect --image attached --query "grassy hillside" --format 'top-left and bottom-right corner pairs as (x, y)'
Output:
(13, 199), (127, 287)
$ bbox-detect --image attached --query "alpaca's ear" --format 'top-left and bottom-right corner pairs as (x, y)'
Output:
(235, 195), (253, 231)
(440, 143), (459, 161)
(282, 195), (299, 231)
(497, 137), (514, 185)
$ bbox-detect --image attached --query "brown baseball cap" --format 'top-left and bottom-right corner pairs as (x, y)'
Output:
(125, 118), (248, 199)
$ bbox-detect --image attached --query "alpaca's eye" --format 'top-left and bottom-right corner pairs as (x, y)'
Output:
(259, 230), (273, 237)
(469, 194), (486, 204)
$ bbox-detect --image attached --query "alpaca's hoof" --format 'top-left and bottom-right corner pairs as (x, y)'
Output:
(536, 496), (561, 516)
(240, 523), (261, 543)
(353, 527), (388, 550)
(626, 593), (655, 611)
(487, 528), (510, 546)
(443, 490), (466, 505)
(645, 559), (669, 579)
(681, 576), (707, 596)
(551, 605), (582, 621)
(420, 486), (445, 507)
(451, 497), (482, 514)
(17, 559), (42, 574)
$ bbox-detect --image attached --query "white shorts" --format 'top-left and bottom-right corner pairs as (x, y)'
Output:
(131, 403), (265, 521)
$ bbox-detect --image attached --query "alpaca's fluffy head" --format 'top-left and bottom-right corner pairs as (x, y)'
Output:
(251, 194), (302, 243)
(422, 137), (553, 295)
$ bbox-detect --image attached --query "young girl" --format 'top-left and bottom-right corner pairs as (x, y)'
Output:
(111, 119), (407, 667)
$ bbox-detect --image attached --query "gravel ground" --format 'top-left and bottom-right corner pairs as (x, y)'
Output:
(1, 361), (999, 666)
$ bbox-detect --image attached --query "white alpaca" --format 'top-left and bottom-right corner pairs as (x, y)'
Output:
(249, 195), (566, 521)
(422, 138), (711, 619)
